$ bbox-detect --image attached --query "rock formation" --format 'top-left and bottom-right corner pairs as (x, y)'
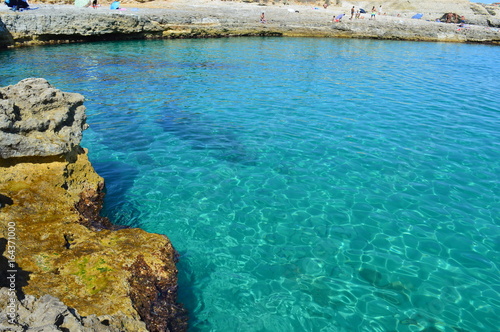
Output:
(0, 78), (87, 159)
(0, 1), (498, 48)
(0, 78), (188, 332)
(0, 288), (147, 331)
(0, 11), (164, 46)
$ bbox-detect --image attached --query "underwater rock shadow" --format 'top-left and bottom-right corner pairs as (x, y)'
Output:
(91, 160), (143, 227)
(157, 104), (257, 166)
(175, 251), (218, 332)
(87, 112), (156, 154)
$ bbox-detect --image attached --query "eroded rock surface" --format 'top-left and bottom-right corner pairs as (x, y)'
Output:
(0, 79), (188, 331)
(0, 78), (87, 158)
(0, 288), (147, 332)
(0, 0), (499, 48)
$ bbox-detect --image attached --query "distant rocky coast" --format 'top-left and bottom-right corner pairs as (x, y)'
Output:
(0, 78), (188, 331)
(0, 0), (499, 48)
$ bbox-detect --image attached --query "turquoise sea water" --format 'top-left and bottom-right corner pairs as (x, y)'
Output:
(1, 38), (499, 331)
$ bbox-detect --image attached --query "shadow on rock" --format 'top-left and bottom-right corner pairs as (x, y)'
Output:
(0, 19), (14, 49)
(0, 238), (31, 300)
(0, 194), (13, 209)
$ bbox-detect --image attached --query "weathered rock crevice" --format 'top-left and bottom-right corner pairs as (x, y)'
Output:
(73, 180), (121, 231)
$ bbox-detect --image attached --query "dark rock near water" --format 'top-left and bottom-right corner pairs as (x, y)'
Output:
(128, 255), (188, 332)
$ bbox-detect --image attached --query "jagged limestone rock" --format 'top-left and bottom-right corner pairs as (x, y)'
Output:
(0, 1), (499, 48)
(0, 288), (148, 331)
(0, 78), (87, 159)
(0, 79), (188, 331)
(0, 12), (164, 46)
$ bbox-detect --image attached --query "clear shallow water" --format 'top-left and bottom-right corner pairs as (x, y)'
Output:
(1, 38), (499, 331)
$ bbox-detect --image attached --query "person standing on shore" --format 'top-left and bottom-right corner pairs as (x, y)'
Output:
(378, 5), (382, 15)
(350, 6), (355, 20)
(370, 6), (376, 20)
(260, 12), (266, 23)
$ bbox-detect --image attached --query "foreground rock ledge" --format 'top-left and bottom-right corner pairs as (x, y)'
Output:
(0, 79), (188, 331)
(0, 78), (87, 159)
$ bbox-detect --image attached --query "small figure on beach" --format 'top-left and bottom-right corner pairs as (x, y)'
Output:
(333, 13), (345, 22)
(378, 5), (383, 15)
(370, 6), (376, 20)
(350, 6), (355, 20)
(92, 0), (98, 9)
(355, 10), (360, 19)
(260, 12), (266, 23)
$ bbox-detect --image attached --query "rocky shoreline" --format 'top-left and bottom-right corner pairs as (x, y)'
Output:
(0, 2), (498, 331)
(0, 78), (188, 331)
(0, 0), (499, 47)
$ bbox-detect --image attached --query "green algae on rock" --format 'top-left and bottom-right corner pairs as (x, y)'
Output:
(0, 79), (188, 331)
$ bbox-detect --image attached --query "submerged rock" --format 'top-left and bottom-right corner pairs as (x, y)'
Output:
(0, 79), (188, 331)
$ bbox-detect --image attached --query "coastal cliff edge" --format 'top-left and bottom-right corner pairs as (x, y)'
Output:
(0, 78), (188, 331)
(0, 0), (499, 47)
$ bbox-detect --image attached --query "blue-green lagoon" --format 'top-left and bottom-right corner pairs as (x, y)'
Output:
(0, 38), (499, 331)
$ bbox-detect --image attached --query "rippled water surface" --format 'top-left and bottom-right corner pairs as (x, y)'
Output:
(1, 38), (499, 331)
